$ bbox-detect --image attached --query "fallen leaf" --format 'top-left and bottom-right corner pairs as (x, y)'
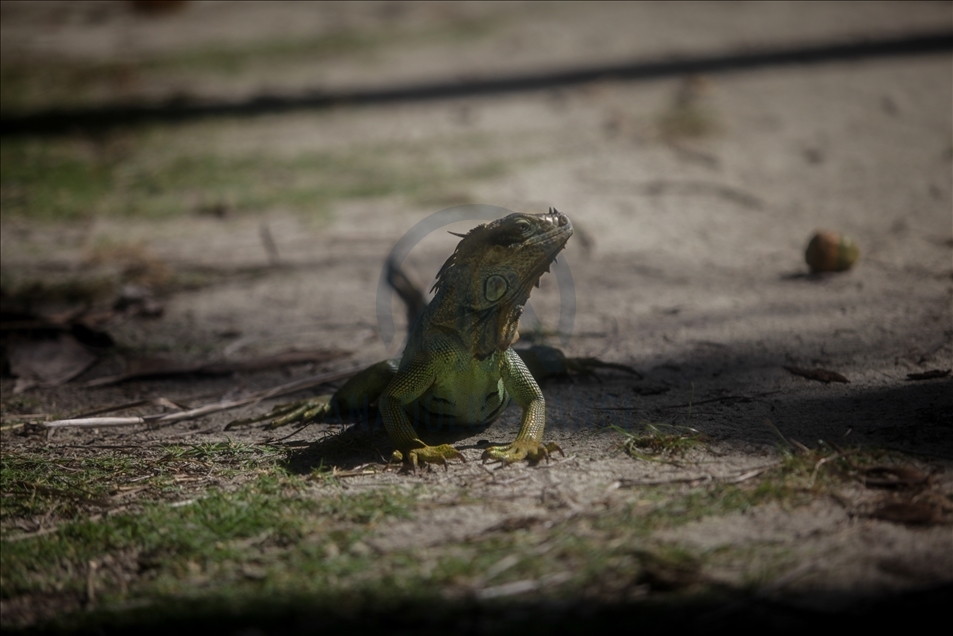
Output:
(783, 366), (849, 384)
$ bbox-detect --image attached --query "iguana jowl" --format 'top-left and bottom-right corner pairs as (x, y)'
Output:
(267, 209), (578, 469)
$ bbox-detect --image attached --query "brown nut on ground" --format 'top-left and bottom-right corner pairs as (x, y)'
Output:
(805, 230), (859, 272)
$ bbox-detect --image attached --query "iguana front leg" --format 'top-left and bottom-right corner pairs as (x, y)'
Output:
(481, 348), (563, 464)
(378, 353), (464, 471)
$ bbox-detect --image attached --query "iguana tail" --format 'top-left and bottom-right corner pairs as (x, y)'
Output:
(386, 259), (428, 337)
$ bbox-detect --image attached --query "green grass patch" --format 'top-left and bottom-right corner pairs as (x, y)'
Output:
(1, 442), (416, 608)
(612, 427), (934, 530)
(0, 441), (278, 523)
(0, 133), (512, 222)
(0, 140), (114, 221)
(2, 474), (413, 597)
(1, 452), (137, 520)
(4, 436), (928, 631)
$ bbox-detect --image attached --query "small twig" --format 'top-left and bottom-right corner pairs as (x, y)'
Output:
(39, 417), (150, 429)
(476, 572), (572, 600)
(259, 222), (281, 266)
(482, 554), (522, 583)
(4, 525), (61, 542)
(724, 465), (776, 484)
(809, 453), (842, 489)
(759, 560), (818, 595)
(86, 560), (98, 605)
(270, 423), (313, 443)
(789, 438), (812, 454)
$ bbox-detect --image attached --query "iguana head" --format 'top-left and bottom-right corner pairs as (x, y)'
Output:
(432, 208), (573, 359)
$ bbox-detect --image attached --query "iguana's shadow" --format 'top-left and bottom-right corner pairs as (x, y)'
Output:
(281, 411), (495, 474)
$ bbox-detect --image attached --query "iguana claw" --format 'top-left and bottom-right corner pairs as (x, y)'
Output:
(393, 444), (466, 472)
(481, 440), (564, 465)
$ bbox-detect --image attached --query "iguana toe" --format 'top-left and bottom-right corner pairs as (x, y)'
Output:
(481, 440), (564, 465)
(268, 399), (330, 428)
(396, 444), (465, 472)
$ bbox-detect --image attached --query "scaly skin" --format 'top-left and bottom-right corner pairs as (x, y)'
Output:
(264, 209), (574, 470)
(381, 208), (572, 468)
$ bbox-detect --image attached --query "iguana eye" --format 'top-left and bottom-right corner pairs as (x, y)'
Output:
(484, 274), (508, 301)
(514, 219), (531, 233)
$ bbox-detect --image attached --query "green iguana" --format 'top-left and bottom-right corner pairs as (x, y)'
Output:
(261, 209), (636, 470)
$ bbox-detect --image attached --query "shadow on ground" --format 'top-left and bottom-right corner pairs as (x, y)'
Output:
(10, 583), (950, 635)
(279, 361), (952, 474)
(2, 31), (950, 137)
(282, 412), (500, 473)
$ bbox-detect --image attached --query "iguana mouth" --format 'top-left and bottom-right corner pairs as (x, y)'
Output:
(519, 208), (573, 292)
(524, 208), (573, 248)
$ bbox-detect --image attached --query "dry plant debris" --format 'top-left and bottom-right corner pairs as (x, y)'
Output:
(617, 423), (709, 458)
(783, 366), (850, 384)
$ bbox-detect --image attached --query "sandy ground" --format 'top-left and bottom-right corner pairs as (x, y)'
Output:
(2, 1), (952, 628)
